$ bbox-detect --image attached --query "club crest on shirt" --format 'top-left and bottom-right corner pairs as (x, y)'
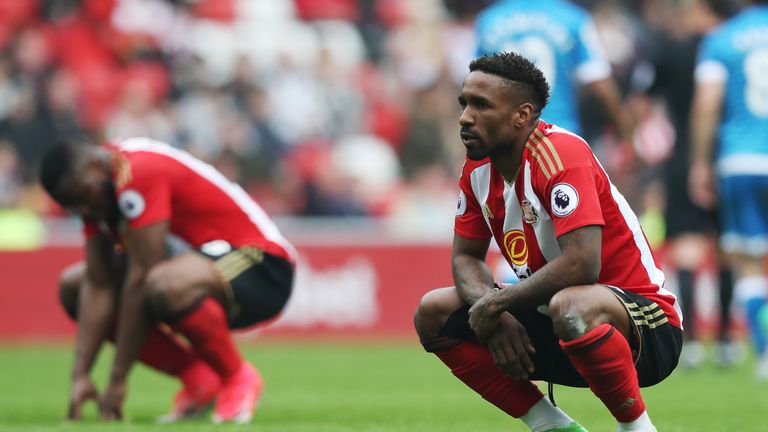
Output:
(550, 183), (579, 217)
(456, 190), (467, 217)
(118, 189), (146, 220)
(521, 199), (539, 224)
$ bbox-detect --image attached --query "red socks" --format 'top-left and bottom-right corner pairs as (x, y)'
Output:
(136, 326), (196, 376)
(106, 323), (195, 376)
(560, 323), (645, 423)
(169, 298), (243, 380)
(430, 340), (543, 418)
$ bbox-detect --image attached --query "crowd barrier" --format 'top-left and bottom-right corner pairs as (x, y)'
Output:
(0, 241), (455, 340)
(0, 236), (739, 341)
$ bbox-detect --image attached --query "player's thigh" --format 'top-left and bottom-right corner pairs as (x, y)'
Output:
(145, 252), (227, 313)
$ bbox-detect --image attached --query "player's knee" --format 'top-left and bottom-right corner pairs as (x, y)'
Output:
(549, 287), (592, 341)
(145, 266), (184, 318)
(59, 264), (84, 320)
(414, 289), (451, 339)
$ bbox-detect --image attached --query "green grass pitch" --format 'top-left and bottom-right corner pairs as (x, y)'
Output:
(0, 341), (765, 431)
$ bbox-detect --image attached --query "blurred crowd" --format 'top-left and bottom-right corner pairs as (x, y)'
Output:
(0, 0), (743, 247)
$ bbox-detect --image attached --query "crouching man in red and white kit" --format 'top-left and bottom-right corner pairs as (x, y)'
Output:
(414, 53), (682, 432)
(40, 137), (296, 423)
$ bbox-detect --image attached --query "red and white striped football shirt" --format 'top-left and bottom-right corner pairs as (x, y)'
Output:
(455, 121), (681, 329)
(85, 137), (296, 263)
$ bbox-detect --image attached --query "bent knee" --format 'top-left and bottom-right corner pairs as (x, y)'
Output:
(549, 286), (595, 340)
(414, 287), (463, 339)
(145, 265), (184, 315)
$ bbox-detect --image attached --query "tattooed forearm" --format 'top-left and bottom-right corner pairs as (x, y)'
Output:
(492, 225), (603, 311)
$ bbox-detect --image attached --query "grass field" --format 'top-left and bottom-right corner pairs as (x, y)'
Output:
(0, 340), (765, 431)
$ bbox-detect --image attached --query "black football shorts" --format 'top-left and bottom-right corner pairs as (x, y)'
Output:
(198, 245), (294, 329)
(438, 284), (682, 387)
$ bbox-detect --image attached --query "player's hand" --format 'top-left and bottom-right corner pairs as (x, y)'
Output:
(99, 379), (126, 421)
(689, 160), (717, 209)
(67, 375), (99, 420)
(486, 312), (536, 380)
(468, 291), (503, 341)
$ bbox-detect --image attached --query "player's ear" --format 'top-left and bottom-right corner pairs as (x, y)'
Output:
(513, 102), (535, 128)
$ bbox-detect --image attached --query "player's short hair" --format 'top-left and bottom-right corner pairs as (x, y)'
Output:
(469, 52), (550, 112)
(39, 138), (88, 197)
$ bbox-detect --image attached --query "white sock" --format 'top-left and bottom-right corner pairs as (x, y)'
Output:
(617, 411), (656, 432)
(520, 397), (575, 432)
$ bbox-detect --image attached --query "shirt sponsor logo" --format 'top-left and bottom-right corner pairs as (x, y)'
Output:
(118, 189), (146, 220)
(503, 229), (528, 266)
(456, 190), (467, 217)
(521, 199), (539, 224)
(550, 183), (578, 217)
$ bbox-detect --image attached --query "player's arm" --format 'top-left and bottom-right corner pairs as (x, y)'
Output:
(574, 15), (635, 146)
(68, 233), (118, 419)
(453, 233), (537, 378)
(452, 233), (495, 305)
(689, 80), (724, 208)
(587, 78), (635, 145)
(468, 225), (602, 339)
(100, 221), (168, 420)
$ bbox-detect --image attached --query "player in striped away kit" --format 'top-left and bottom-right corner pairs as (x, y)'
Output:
(40, 137), (296, 423)
(414, 53), (682, 432)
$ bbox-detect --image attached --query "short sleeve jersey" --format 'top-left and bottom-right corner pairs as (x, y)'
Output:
(475, 0), (611, 134)
(454, 121), (681, 329)
(695, 6), (768, 167)
(84, 138), (296, 263)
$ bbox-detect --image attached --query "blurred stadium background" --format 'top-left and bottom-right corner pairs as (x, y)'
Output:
(0, 0), (764, 430)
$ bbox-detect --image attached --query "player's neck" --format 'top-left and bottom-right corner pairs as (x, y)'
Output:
(490, 146), (523, 183)
(491, 123), (535, 183)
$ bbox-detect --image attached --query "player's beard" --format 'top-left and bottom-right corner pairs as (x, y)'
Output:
(466, 138), (514, 161)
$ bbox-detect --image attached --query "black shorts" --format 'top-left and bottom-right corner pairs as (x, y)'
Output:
(438, 285), (682, 388)
(198, 246), (294, 329)
(664, 158), (718, 238)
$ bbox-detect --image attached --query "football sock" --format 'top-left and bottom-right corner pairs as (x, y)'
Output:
(617, 410), (655, 431)
(718, 267), (734, 341)
(131, 326), (196, 376)
(520, 396), (576, 432)
(560, 323), (645, 423)
(738, 276), (768, 355)
(168, 297), (243, 380)
(104, 319), (196, 377)
(677, 269), (696, 340)
(424, 339), (543, 418)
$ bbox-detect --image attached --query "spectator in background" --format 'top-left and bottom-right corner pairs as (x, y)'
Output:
(635, 0), (739, 369)
(689, 0), (768, 380)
